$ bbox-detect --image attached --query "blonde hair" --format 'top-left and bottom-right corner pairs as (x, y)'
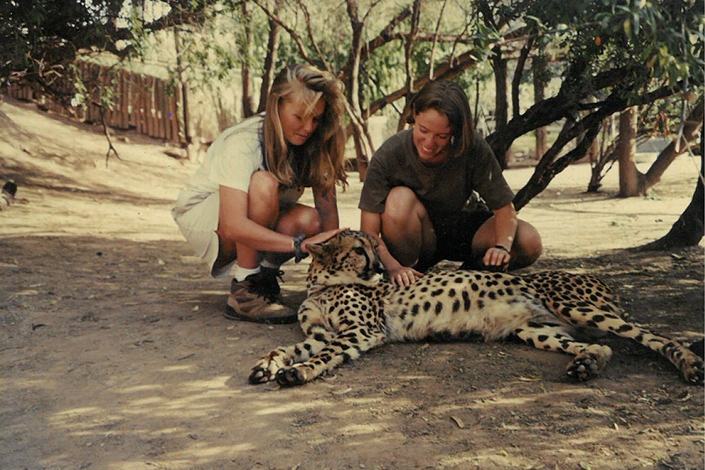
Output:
(264, 64), (347, 193)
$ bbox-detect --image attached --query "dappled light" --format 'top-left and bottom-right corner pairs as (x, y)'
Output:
(1, 96), (702, 468)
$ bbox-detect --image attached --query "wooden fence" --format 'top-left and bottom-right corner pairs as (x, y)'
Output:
(4, 61), (185, 144)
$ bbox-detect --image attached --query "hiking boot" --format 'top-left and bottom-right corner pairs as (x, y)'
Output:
(224, 269), (297, 324)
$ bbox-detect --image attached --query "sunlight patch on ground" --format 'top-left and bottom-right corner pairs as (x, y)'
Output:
(49, 408), (126, 434)
(116, 384), (164, 394)
(160, 365), (194, 372)
(396, 374), (436, 381)
(337, 422), (388, 435)
(342, 397), (388, 407)
(52, 406), (103, 417)
(253, 399), (332, 416)
(179, 376), (232, 391)
(113, 442), (258, 470)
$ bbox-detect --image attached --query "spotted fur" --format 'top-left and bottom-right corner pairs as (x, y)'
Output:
(249, 230), (704, 387)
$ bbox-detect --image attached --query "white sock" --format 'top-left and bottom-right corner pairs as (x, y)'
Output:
(260, 260), (281, 271)
(234, 265), (260, 282)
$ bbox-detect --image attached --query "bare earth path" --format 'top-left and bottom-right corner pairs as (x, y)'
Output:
(1, 99), (703, 470)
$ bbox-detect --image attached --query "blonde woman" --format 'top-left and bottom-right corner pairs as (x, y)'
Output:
(173, 64), (348, 324)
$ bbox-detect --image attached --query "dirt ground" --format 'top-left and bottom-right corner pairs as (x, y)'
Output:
(0, 97), (703, 470)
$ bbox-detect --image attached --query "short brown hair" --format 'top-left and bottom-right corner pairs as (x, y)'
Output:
(407, 80), (475, 157)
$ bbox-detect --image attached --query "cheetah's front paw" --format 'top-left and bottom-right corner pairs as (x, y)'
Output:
(249, 365), (275, 384)
(680, 358), (704, 385)
(249, 352), (287, 385)
(566, 345), (612, 381)
(276, 366), (309, 386)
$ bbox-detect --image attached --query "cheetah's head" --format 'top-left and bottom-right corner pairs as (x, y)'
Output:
(305, 230), (385, 292)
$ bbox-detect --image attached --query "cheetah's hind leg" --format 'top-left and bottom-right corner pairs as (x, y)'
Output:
(514, 322), (613, 381)
(605, 321), (704, 385)
(543, 299), (704, 385)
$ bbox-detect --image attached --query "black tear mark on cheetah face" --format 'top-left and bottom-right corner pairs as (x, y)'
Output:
(249, 230), (704, 387)
(306, 230), (384, 289)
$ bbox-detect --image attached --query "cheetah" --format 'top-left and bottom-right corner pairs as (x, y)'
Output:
(249, 230), (704, 387)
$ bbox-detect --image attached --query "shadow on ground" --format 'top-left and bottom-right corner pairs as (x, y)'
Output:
(0, 235), (702, 470)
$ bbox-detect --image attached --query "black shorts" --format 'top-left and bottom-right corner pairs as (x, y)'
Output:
(428, 205), (493, 266)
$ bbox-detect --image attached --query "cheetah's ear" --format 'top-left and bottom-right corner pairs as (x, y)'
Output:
(306, 239), (338, 259)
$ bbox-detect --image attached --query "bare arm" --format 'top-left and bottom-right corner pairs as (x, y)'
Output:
(483, 203), (518, 268)
(218, 186), (295, 253)
(361, 210), (422, 286)
(218, 186), (343, 256)
(313, 186), (340, 232)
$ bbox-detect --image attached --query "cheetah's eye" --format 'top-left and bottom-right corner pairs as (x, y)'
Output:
(353, 246), (366, 255)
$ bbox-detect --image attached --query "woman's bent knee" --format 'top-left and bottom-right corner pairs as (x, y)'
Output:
(386, 186), (417, 205)
(384, 187), (423, 221)
(277, 205), (321, 236)
(298, 208), (322, 234)
(514, 221), (543, 267)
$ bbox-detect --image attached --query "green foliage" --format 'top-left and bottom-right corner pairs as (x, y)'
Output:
(593, 0), (703, 86)
(0, 0), (110, 85)
(3, 0), (702, 144)
(541, 0), (703, 92)
(0, 1), (212, 89)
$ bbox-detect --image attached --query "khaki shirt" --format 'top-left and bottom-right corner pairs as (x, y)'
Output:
(358, 130), (514, 217)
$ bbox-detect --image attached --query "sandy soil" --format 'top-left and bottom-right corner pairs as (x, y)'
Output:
(0, 97), (703, 470)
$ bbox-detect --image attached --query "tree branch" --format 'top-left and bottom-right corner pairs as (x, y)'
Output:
(98, 105), (121, 167)
(103, 3), (209, 58)
(398, 0), (422, 130)
(339, 6), (411, 81)
(363, 47), (479, 118)
(251, 0), (315, 66)
(296, 0), (332, 72)
(429, 0), (449, 79)
(511, 82), (684, 209)
(512, 36), (534, 118)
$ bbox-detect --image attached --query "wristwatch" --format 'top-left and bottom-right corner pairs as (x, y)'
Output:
(293, 234), (308, 263)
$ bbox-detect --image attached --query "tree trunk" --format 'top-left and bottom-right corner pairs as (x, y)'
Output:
(427, 0), (448, 80)
(618, 106), (641, 196)
(491, 44), (509, 168)
(397, 0), (421, 132)
(258, 0), (283, 113)
(640, 140), (704, 250)
(532, 62), (546, 160)
(512, 37), (533, 119)
(641, 96), (704, 191)
(344, 0), (372, 181)
(587, 116), (617, 192)
(616, 98), (703, 197)
(239, 2), (255, 118)
(173, 29), (192, 156)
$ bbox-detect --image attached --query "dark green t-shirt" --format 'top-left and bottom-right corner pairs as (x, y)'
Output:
(358, 129), (514, 217)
